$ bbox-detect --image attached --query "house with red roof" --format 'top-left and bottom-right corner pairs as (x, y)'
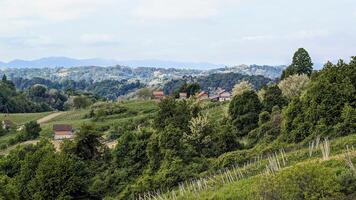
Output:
(152, 91), (165, 101)
(53, 124), (74, 140)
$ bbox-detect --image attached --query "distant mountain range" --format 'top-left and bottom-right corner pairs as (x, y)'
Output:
(0, 57), (223, 69)
(0, 57), (289, 84)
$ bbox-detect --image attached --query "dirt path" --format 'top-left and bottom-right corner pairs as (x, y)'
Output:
(37, 112), (65, 124)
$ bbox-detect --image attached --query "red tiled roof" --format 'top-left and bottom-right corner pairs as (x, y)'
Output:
(53, 124), (73, 132)
(197, 91), (208, 98)
(153, 91), (164, 97)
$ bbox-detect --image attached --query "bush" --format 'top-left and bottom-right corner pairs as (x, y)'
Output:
(228, 91), (262, 137)
(259, 162), (344, 200)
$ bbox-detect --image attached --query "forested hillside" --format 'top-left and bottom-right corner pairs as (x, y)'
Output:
(0, 49), (355, 200)
(12, 77), (143, 100)
(0, 75), (49, 113)
(163, 73), (271, 95)
(0, 76), (103, 113)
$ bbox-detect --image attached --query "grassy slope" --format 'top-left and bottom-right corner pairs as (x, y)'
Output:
(0, 112), (53, 125)
(152, 134), (356, 200)
(0, 112), (51, 147)
(3, 100), (159, 138)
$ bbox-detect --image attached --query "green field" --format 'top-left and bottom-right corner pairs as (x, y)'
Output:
(0, 112), (53, 125)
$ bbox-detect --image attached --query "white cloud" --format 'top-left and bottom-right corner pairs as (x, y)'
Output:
(132, 0), (237, 20)
(0, 0), (117, 34)
(0, 0), (116, 21)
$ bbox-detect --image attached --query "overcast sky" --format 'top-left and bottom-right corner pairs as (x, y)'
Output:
(0, 0), (355, 66)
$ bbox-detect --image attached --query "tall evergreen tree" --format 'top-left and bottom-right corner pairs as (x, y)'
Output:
(2, 74), (7, 82)
(281, 48), (313, 79)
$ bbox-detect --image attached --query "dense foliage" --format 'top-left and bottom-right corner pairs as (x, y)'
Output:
(0, 75), (50, 113)
(12, 77), (143, 100)
(163, 73), (271, 95)
(281, 59), (356, 142)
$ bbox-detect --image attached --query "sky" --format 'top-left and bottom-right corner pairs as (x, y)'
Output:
(0, 0), (355, 66)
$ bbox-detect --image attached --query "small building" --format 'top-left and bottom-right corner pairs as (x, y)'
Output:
(196, 91), (209, 100)
(179, 92), (188, 99)
(2, 120), (14, 130)
(53, 124), (74, 140)
(219, 91), (231, 102)
(152, 91), (165, 101)
(209, 95), (220, 102)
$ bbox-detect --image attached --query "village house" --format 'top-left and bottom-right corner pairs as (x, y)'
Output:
(53, 124), (74, 140)
(152, 91), (165, 101)
(209, 95), (220, 102)
(218, 90), (231, 102)
(196, 91), (209, 100)
(208, 88), (232, 102)
(179, 92), (188, 99)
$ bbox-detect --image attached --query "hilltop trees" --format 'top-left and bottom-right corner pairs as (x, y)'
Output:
(164, 73), (271, 96)
(281, 48), (313, 79)
(28, 85), (68, 111)
(0, 75), (49, 113)
(282, 58), (356, 142)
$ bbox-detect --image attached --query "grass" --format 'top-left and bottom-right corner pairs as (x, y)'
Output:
(0, 112), (53, 125)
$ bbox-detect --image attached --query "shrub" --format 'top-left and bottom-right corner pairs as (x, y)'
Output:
(259, 162), (343, 200)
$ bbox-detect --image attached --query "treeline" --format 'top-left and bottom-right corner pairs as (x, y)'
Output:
(163, 72), (271, 95)
(0, 75), (102, 113)
(0, 75), (49, 113)
(12, 77), (143, 100)
(0, 49), (355, 199)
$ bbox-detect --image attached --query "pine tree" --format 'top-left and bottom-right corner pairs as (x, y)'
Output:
(281, 48), (313, 79)
(2, 74), (7, 82)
